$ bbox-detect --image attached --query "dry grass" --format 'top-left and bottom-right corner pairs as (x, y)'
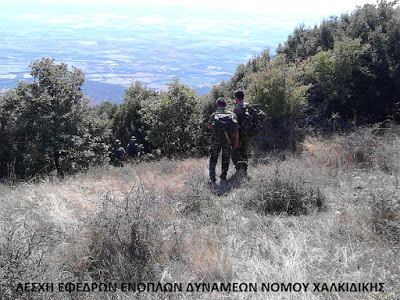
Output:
(1, 127), (400, 299)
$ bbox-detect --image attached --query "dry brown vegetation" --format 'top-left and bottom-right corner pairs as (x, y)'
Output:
(1, 126), (399, 299)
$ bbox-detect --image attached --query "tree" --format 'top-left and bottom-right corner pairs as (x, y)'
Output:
(248, 54), (310, 119)
(245, 55), (310, 150)
(276, 1), (400, 126)
(0, 58), (108, 179)
(89, 100), (118, 155)
(112, 81), (155, 149)
(140, 79), (202, 156)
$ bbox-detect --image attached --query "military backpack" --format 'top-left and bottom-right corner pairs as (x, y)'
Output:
(211, 111), (238, 144)
(127, 141), (139, 157)
(114, 147), (125, 161)
(241, 104), (266, 136)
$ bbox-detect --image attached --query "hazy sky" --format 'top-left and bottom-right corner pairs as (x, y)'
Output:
(0, 0), (385, 62)
(69, 0), (379, 15)
(2, 0), (379, 18)
(1, 0), (383, 39)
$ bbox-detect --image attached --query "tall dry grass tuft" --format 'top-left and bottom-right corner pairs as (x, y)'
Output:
(242, 166), (325, 216)
(0, 190), (62, 299)
(370, 186), (400, 244)
(301, 124), (400, 173)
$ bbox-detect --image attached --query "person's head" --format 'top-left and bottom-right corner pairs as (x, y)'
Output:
(234, 90), (244, 103)
(115, 139), (121, 145)
(130, 136), (137, 141)
(216, 97), (227, 108)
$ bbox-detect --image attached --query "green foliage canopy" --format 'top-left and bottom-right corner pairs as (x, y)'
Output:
(248, 54), (310, 119)
(140, 79), (202, 156)
(112, 81), (156, 149)
(0, 58), (109, 179)
(279, 0), (400, 125)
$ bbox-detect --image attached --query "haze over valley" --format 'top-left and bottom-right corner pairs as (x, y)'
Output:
(0, 1), (375, 103)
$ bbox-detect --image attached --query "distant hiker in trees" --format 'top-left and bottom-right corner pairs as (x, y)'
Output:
(127, 136), (141, 161)
(113, 139), (126, 167)
(207, 98), (239, 184)
(232, 90), (266, 179)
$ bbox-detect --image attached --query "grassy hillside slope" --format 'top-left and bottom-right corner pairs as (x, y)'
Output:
(1, 126), (399, 299)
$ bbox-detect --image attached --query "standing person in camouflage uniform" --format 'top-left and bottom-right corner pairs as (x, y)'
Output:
(232, 90), (251, 178)
(113, 139), (126, 167)
(127, 136), (141, 161)
(207, 98), (239, 183)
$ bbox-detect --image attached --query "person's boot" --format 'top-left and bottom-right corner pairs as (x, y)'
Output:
(232, 168), (247, 182)
(209, 176), (216, 184)
(233, 168), (242, 178)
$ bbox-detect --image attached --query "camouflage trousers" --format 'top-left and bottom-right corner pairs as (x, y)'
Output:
(232, 134), (250, 172)
(113, 158), (124, 167)
(209, 141), (232, 179)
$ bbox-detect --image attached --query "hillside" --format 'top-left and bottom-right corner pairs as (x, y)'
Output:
(2, 1), (400, 180)
(1, 2), (400, 298)
(1, 126), (399, 299)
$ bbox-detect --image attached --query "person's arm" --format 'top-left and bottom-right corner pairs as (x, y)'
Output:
(123, 148), (129, 162)
(233, 129), (239, 148)
(207, 113), (214, 129)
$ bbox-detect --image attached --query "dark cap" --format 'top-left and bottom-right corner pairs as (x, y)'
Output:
(234, 90), (244, 100)
(216, 98), (227, 107)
